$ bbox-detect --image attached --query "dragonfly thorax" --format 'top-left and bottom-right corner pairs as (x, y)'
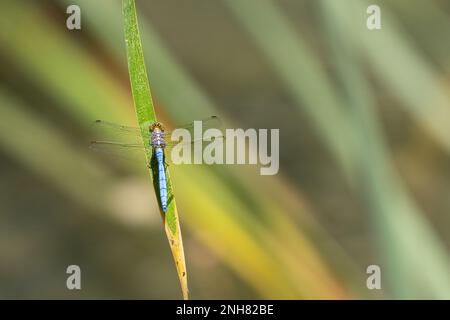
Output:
(150, 122), (166, 149)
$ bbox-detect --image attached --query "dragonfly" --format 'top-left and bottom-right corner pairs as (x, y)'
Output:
(90, 116), (222, 213)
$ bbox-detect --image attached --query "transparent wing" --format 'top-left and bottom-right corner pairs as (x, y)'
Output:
(89, 140), (150, 163)
(89, 137), (226, 166)
(90, 116), (224, 162)
(91, 116), (222, 140)
(92, 120), (143, 134)
(90, 134), (225, 154)
(164, 115), (224, 146)
(164, 115), (223, 136)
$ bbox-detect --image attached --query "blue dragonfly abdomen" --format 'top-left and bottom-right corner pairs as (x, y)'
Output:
(150, 122), (168, 213)
(154, 147), (168, 212)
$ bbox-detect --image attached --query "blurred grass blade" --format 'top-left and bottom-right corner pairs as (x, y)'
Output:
(0, 89), (113, 213)
(122, 0), (188, 299)
(386, 0), (450, 72)
(223, 0), (356, 179)
(0, 0), (132, 125)
(320, 0), (450, 298)
(225, 0), (450, 298)
(324, 0), (450, 154)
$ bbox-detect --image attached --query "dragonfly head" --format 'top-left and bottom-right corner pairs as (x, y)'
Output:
(149, 122), (165, 133)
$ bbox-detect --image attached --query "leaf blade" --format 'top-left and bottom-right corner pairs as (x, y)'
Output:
(122, 0), (188, 300)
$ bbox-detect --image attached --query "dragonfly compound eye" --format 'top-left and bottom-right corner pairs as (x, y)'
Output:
(150, 122), (165, 132)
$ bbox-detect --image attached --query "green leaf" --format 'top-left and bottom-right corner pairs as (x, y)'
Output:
(122, 0), (188, 300)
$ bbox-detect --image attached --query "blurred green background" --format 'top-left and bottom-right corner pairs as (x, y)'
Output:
(1, 0), (450, 299)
